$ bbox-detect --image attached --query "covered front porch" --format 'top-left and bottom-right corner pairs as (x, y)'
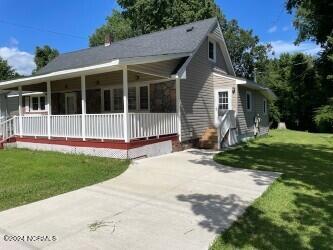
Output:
(1, 60), (182, 145)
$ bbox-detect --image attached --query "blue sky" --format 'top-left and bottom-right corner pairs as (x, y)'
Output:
(0, 0), (320, 75)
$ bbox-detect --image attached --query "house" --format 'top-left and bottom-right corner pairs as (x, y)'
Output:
(0, 17), (275, 158)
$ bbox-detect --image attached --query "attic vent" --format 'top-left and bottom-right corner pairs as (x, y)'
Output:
(186, 26), (194, 32)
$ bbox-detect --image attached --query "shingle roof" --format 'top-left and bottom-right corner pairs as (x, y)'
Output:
(36, 18), (218, 76)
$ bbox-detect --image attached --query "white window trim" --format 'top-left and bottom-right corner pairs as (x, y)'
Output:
(208, 38), (216, 63)
(263, 98), (267, 115)
(246, 91), (252, 112)
(30, 94), (46, 112)
(101, 83), (150, 113)
(214, 88), (232, 124)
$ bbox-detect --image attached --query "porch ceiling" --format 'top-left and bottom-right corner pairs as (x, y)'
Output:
(0, 53), (188, 91)
(7, 70), (165, 92)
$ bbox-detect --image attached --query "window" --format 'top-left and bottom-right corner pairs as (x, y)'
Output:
(246, 91), (252, 111)
(103, 90), (111, 111)
(208, 39), (216, 62)
(40, 96), (46, 110)
(139, 86), (149, 110)
(128, 87), (137, 111)
(32, 97), (39, 111)
(218, 91), (229, 110)
(113, 88), (123, 112)
(30, 95), (46, 111)
(102, 84), (150, 112)
(263, 98), (267, 114)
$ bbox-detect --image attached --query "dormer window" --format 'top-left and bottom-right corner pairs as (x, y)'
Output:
(208, 39), (216, 62)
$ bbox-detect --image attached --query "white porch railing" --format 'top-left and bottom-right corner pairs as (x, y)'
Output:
(21, 115), (48, 137)
(51, 115), (82, 138)
(0, 117), (16, 142)
(86, 114), (124, 140)
(6, 113), (177, 141)
(129, 113), (178, 139)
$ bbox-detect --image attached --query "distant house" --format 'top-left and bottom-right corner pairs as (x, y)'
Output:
(0, 18), (275, 158)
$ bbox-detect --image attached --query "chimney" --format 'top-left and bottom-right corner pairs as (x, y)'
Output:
(104, 34), (113, 46)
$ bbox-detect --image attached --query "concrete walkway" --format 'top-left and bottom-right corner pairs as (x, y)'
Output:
(0, 149), (280, 250)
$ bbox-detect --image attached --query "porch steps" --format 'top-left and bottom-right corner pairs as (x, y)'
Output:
(198, 128), (218, 149)
(0, 137), (16, 149)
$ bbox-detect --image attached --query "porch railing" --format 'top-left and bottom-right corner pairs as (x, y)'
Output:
(9, 113), (177, 140)
(51, 115), (82, 138)
(129, 113), (178, 139)
(0, 117), (16, 142)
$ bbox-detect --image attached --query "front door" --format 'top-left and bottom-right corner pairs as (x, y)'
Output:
(214, 89), (232, 124)
(65, 93), (77, 114)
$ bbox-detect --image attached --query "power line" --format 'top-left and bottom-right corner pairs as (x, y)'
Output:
(0, 19), (87, 40)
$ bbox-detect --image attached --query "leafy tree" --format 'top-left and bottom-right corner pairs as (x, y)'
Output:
(314, 98), (333, 132)
(260, 53), (323, 131)
(34, 45), (59, 72)
(286, 0), (333, 45)
(222, 19), (272, 79)
(91, 0), (271, 79)
(286, 0), (333, 132)
(89, 10), (135, 47)
(0, 57), (18, 81)
(117, 0), (223, 35)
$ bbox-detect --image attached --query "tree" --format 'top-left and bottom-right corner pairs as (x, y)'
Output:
(222, 19), (272, 79)
(286, 0), (333, 45)
(286, 0), (333, 132)
(91, 0), (271, 79)
(260, 53), (322, 131)
(314, 98), (333, 133)
(117, 0), (223, 35)
(0, 57), (18, 81)
(34, 45), (59, 72)
(89, 10), (135, 47)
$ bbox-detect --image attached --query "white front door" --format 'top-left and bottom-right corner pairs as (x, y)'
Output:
(65, 93), (77, 114)
(214, 88), (232, 124)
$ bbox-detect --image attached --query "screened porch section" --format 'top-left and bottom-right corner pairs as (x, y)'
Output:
(3, 67), (181, 143)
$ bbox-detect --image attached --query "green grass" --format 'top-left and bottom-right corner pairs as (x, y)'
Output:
(0, 149), (129, 212)
(212, 130), (333, 250)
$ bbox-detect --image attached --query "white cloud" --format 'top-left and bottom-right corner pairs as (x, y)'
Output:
(269, 40), (322, 57)
(0, 46), (36, 75)
(9, 37), (19, 47)
(268, 25), (277, 33)
(282, 26), (290, 32)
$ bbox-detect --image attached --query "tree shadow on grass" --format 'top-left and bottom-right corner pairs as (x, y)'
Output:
(176, 193), (305, 250)
(186, 149), (281, 186)
(196, 140), (333, 249)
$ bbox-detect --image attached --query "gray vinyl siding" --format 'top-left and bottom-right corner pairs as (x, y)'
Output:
(237, 86), (269, 139)
(128, 58), (182, 78)
(213, 23), (223, 40)
(180, 37), (229, 141)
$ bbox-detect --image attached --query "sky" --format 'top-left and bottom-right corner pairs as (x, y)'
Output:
(0, 0), (321, 75)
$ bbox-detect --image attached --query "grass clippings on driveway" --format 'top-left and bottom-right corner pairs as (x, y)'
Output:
(212, 129), (333, 250)
(0, 149), (129, 212)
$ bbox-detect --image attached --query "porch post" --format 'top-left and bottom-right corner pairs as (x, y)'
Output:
(123, 65), (130, 143)
(47, 81), (51, 139)
(175, 76), (182, 142)
(18, 86), (23, 137)
(81, 75), (86, 141)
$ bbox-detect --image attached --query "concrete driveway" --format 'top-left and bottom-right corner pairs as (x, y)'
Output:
(0, 149), (279, 250)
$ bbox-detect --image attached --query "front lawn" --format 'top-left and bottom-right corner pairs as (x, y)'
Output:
(212, 130), (333, 250)
(0, 149), (129, 212)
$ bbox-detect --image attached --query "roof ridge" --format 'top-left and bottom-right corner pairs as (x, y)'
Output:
(55, 17), (218, 57)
